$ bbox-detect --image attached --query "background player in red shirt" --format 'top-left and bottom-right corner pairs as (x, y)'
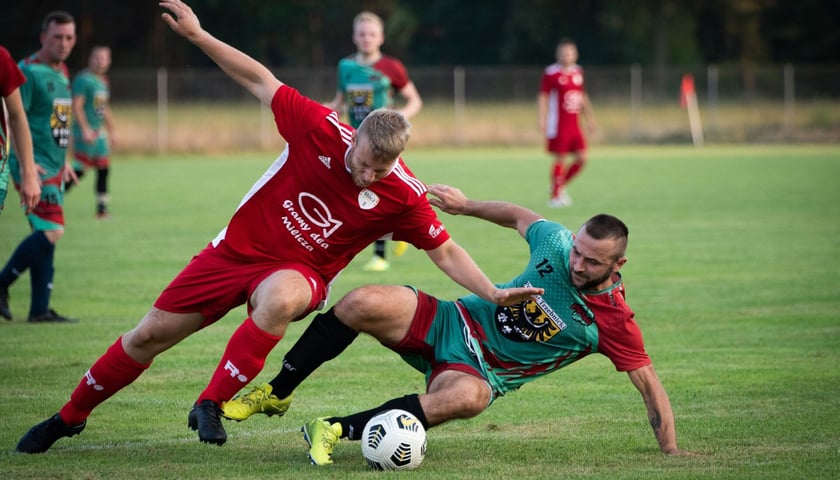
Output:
(538, 38), (598, 208)
(16, 0), (542, 454)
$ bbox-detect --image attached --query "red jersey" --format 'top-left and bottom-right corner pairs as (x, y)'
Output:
(540, 63), (586, 152)
(584, 279), (650, 372)
(1, 46), (26, 161)
(371, 55), (409, 91)
(213, 85), (449, 284)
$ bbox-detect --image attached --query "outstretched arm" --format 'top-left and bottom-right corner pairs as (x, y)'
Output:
(427, 183), (543, 239)
(627, 364), (698, 456)
(160, 0), (282, 106)
(425, 238), (543, 306)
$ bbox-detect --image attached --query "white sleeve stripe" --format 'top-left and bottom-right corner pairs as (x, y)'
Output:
(393, 163), (426, 196)
(226, 146), (290, 218)
(326, 111), (354, 145)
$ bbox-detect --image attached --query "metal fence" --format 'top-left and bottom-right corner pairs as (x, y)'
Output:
(109, 64), (840, 152)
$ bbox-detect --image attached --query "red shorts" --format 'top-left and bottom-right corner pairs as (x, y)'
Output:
(392, 289), (487, 390)
(154, 242), (327, 328)
(74, 151), (110, 169)
(547, 125), (585, 154)
(19, 174), (65, 230)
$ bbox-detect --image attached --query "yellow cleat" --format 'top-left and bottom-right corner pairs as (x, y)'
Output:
(221, 383), (292, 421)
(391, 241), (409, 257)
(362, 256), (390, 272)
(302, 418), (342, 465)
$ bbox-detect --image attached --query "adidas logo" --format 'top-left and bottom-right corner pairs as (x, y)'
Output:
(319, 155), (331, 169)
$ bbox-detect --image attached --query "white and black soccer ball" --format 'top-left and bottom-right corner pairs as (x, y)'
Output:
(361, 409), (427, 470)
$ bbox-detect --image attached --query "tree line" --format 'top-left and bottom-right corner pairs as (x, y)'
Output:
(3, 0), (837, 72)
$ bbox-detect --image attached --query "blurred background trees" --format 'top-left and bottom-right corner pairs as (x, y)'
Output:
(3, 0), (837, 71)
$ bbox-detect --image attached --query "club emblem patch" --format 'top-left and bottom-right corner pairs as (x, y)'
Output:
(494, 299), (565, 342)
(358, 189), (380, 210)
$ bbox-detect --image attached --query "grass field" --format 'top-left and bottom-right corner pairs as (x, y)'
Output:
(1, 145), (838, 479)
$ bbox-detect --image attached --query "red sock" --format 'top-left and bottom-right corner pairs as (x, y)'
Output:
(564, 159), (585, 183)
(197, 317), (282, 405)
(551, 162), (565, 198)
(59, 336), (151, 425)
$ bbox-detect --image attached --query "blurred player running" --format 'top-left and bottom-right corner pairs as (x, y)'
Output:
(538, 38), (598, 208)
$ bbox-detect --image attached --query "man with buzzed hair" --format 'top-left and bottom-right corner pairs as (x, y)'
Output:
(1, 10), (78, 324)
(292, 186), (696, 465)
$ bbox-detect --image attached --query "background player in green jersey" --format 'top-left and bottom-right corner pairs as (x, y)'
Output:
(326, 11), (423, 272)
(68, 45), (116, 219)
(0, 11), (78, 323)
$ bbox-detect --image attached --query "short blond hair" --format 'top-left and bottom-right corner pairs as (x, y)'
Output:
(356, 110), (411, 161)
(353, 11), (384, 30)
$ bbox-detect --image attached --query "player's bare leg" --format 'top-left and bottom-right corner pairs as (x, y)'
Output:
(419, 370), (491, 427)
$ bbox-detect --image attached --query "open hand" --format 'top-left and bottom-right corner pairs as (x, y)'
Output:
(427, 183), (469, 215)
(61, 162), (79, 187)
(19, 173), (41, 214)
(489, 286), (545, 306)
(160, 0), (203, 40)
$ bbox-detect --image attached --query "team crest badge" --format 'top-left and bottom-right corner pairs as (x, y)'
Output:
(51, 99), (72, 148)
(358, 189), (379, 210)
(494, 299), (564, 342)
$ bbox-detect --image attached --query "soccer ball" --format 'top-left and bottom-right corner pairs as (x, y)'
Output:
(361, 409), (427, 470)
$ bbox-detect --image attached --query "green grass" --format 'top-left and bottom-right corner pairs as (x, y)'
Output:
(1, 145), (839, 479)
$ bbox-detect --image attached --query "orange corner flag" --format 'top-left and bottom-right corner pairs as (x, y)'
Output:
(680, 74), (696, 108)
(680, 73), (703, 146)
